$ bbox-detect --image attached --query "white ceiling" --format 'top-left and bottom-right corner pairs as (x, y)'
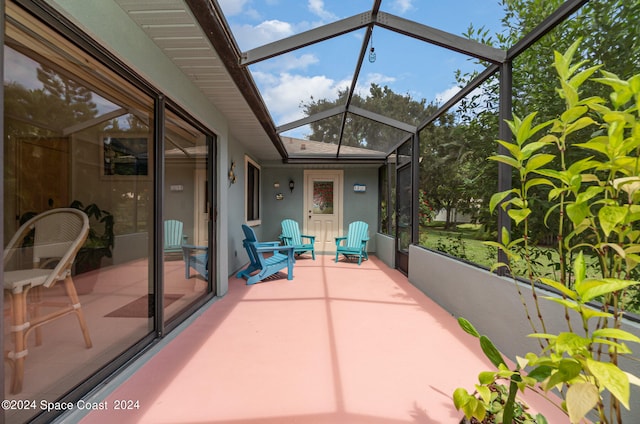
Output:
(114, 0), (283, 161)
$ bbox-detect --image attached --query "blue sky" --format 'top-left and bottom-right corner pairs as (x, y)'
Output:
(218, 0), (506, 136)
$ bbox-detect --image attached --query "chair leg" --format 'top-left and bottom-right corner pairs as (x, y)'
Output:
(64, 277), (93, 348)
(287, 261), (294, 280)
(8, 290), (28, 394)
(29, 286), (44, 346)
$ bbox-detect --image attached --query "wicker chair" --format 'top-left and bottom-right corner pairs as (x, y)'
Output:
(3, 208), (92, 393)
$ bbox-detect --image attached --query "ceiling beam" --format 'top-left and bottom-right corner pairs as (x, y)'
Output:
(276, 105), (345, 133)
(241, 13), (373, 66)
(507, 0), (588, 60)
(337, 0), (382, 157)
(417, 63), (499, 132)
(375, 12), (506, 64)
(348, 106), (416, 133)
(62, 108), (127, 136)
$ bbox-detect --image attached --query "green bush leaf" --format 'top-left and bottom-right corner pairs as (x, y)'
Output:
(480, 335), (506, 368)
(566, 383), (599, 424)
(525, 154), (555, 172)
(488, 154), (520, 168)
(566, 202), (590, 226)
(453, 387), (471, 410)
(478, 371), (496, 385)
(561, 105), (588, 123)
(458, 317), (480, 338)
(592, 328), (640, 344)
(565, 116), (597, 135)
(586, 359), (630, 409)
(489, 190), (514, 212)
(599, 205), (628, 236)
(580, 278), (640, 302)
(539, 277), (577, 299)
(527, 365), (553, 382)
(508, 208), (531, 225)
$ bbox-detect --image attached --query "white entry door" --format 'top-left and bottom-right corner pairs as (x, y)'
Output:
(304, 170), (343, 253)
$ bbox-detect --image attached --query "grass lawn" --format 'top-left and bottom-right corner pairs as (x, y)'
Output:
(419, 222), (598, 281)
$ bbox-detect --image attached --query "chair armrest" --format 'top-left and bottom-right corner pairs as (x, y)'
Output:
(182, 244), (207, 254)
(335, 236), (347, 246)
(255, 245), (295, 254)
(279, 235), (293, 244)
(256, 241), (281, 248)
(300, 234), (315, 243)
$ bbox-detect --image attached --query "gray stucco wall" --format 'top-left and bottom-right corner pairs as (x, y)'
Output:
(375, 233), (395, 269)
(261, 166), (380, 251)
(261, 168), (305, 241)
(227, 148), (251, 276)
(408, 244), (640, 423)
(343, 167), (378, 252)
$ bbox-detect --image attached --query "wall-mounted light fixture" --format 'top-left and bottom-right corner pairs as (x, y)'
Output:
(228, 161), (236, 184)
(274, 181), (280, 188)
(289, 179), (295, 193)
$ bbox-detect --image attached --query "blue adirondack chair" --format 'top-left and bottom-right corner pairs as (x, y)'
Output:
(182, 244), (208, 280)
(236, 224), (295, 285)
(280, 219), (316, 260)
(164, 220), (187, 257)
(335, 221), (369, 265)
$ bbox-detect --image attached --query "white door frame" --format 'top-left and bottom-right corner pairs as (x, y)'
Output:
(303, 170), (343, 252)
(194, 168), (208, 246)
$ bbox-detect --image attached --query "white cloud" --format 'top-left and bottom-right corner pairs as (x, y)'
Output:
(358, 72), (396, 92)
(434, 85), (461, 104)
(259, 53), (319, 72)
(252, 69), (403, 127)
(217, 0), (251, 16)
(253, 71), (350, 125)
(308, 0), (338, 21)
(391, 0), (414, 14)
(231, 20), (295, 50)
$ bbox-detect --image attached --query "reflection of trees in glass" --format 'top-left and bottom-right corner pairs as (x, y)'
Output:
(313, 182), (334, 214)
(5, 65), (98, 138)
(103, 136), (148, 176)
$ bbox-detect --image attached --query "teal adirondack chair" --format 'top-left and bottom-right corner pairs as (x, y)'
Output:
(164, 220), (187, 256)
(335, 221), (369, 265)
(182, 244), (208, 280)
(236, 224), (295, 285)
(280, 219), (316, 260)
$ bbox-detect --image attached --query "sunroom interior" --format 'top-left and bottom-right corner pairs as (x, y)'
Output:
(2, 0), (640, 423)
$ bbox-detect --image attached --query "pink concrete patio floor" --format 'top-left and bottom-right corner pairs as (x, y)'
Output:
(79, 254), (568, 424)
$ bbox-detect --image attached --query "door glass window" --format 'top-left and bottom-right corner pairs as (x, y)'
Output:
(312, 181), (334, 214)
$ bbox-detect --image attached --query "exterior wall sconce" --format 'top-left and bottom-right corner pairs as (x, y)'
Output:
(228, 161), (236, 184)
(274, 182), (280, 188)
(289, 179), (295, 193)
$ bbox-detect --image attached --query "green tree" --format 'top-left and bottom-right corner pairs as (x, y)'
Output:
(302, 83), (430, 151)
(456, 0), (640, 243)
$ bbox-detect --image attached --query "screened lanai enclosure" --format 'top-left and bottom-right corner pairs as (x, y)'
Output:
(2, 0), (640, 423)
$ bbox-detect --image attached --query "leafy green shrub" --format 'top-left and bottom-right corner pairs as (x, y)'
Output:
(454, 40), (640, 424)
